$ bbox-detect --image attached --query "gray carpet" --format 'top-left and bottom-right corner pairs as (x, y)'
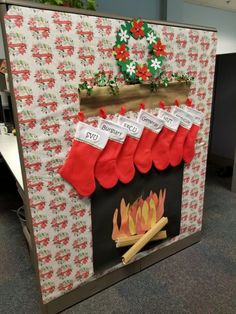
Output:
(0, 163), (235, 314)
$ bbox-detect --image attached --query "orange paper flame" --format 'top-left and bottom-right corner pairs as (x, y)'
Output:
(112, 189), (166, 240)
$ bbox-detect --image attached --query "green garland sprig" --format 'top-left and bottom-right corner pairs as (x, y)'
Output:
(78, 71), (194, 96)
(149, 72), (194, 92)
(78, 71), (120, 96)
(172, 73), (194, 85)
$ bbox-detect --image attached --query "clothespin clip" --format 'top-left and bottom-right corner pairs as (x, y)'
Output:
(159, 100), (165, 109)
(99, 107), (107, 119)
(185, 98), (192, 107)
(78, 111), (85, 122)
(119, 105), (126, 116)
(140, 102), (145, 110)
(174, 99), (179, 107)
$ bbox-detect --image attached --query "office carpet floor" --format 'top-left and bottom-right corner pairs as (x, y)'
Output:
(0, 162), (235, 314)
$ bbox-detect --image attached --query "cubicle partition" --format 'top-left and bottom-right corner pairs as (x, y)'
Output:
(0, 1), (217, 313)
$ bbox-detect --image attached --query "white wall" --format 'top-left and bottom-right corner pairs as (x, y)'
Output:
(97, 0), (162, 20)
(183, 3), (236, 54)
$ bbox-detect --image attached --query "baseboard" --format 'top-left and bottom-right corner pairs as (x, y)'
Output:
(42, 232), (201, 314)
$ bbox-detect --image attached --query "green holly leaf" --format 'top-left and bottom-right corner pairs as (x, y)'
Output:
(124, 21), (132, 34)
(117, 60), (128, 72)
(147, 60), (155, 76)
(115, 38), (122, 46)
(144, 24), (152, 35)
(157, 55), (164, 62)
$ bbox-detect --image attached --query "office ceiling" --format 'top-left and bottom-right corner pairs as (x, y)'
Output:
(185, 0), (236, 12)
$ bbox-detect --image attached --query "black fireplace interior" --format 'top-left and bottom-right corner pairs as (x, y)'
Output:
(91, 164), (184, 274)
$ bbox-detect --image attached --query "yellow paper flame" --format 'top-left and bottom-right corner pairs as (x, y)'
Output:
(112, 189), (166, 240)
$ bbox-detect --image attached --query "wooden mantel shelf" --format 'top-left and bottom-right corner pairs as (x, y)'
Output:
(80, 81), (191, 117)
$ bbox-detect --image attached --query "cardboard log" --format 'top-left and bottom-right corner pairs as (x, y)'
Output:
(80, 82), (190, 117)
(115, 230), (167, 248)
(122, 217), (168, 264)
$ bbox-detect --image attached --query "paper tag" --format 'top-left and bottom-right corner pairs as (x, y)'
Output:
(137, 109), (164, 134)
(158, 109), (180, 131)
(75, 122), (109, 149)
(184, 106), (204, 126)
(172, 107), (193, 129)
(98, 118), (127, 142)
(118, 116), (144, 139)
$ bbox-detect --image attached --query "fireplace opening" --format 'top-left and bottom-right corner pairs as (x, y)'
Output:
(91, 164), (184, 274)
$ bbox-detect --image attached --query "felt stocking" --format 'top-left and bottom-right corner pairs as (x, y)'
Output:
(183, 106), (204, 163)
(94, 119), (127, 189)
(59, 122), (109, 197)
(134, 109), (164, 173)
(116, 115), (144, 184)
(169, 106), (193, 167)
(152, 109), (180, 170)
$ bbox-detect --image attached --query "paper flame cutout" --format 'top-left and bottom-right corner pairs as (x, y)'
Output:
(112, 189), (166, 240)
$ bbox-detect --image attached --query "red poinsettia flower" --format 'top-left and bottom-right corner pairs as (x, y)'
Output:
(153, 40), (166, 57)
(113, 43), (129, 62)
(130, 19), (145, 39)
(136, 64), (151, 81)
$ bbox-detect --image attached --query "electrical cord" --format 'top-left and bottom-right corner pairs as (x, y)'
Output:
(12, 205), (26, 223)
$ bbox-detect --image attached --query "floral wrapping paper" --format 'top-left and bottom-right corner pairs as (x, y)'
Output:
(4, 6), (217, 303)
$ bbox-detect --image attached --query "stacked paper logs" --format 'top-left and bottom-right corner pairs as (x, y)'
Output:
(59, 100), (204, 197)
(112, 190), (168, 264)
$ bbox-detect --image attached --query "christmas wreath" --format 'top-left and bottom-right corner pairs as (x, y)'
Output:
(113, 19), (166, 82)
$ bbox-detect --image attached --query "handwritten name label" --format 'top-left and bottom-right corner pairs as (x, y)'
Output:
(99, 119), (127, 142)
(75, 122), (109, 149)
(158, 109), (180, 131)
(137, 109), (164, 134)
(172, 107), (193, 129)
(118, 116), (143, 139)
(183, 106), (204, 126)
(85, 131), (100, 142)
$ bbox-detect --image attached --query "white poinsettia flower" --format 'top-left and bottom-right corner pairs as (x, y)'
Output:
(147, 32), (157, 44)
(151, 58), (161, 70)
(126, 62), (136, 75)
(119, 29), (130, 42)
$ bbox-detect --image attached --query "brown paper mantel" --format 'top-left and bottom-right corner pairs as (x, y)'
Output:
(80, 82), (190, 117)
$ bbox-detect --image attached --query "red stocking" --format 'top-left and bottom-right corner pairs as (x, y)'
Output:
(116, 115), (144, 184)
(95, 118), (127, 189)
(183, 106), (204, 163)
(152, 109), (180, 170)
(59, 122), (109, 197)
(169, 106), (193, 166)
(134, 109), (164, 173)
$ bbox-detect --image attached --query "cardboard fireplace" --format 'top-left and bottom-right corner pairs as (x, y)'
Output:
(92, 165), (183, 273)
(1, 1), (217, 313)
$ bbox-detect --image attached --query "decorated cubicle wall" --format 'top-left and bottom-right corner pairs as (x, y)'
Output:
(2, 2), (217, 312)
